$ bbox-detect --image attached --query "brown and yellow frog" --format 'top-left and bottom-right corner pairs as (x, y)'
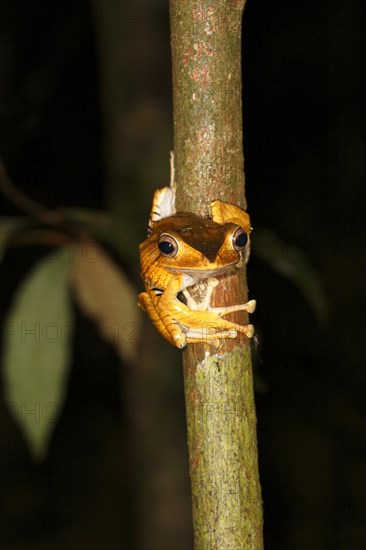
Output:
(138, 183), (256, 348)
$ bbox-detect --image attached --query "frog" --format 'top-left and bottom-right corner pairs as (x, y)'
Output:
(138, 180), (256, 349)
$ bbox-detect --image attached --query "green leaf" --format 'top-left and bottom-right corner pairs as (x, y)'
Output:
(252, 228), (329, 323)
(2, 250), (74, 461)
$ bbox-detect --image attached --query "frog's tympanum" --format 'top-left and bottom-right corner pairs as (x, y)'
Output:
(138, 184), (256, 349)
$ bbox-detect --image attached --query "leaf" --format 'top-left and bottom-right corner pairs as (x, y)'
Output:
(252, 228), (329, 323)
(2, 250), (74, 461)
(70, 241), (139, 363)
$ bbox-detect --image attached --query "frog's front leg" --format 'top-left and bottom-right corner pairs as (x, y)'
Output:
(182, 277), (219, 311)
(183, 277), (256, 320)
(209, 299), (257, 316)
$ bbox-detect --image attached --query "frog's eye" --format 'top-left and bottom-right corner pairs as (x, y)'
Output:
(158, 234), (178, 257)
(232, 227), (248, 251)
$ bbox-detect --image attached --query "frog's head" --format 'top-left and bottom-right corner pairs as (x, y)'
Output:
(140, 211), (251, 278)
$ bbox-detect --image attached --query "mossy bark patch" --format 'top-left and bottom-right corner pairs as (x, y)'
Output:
(184, 348), (262, 549)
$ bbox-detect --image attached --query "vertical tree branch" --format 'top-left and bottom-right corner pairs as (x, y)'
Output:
(170, 1), (263, 548)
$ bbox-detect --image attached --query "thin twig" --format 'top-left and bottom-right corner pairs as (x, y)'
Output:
(7, 228), (74, 248)
(0, 158), (62, 224)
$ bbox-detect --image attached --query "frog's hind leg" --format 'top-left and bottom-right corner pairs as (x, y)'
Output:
(181, 308), (255, 340)
(185, 327), (238, 348)
(138, 292), (187, 349)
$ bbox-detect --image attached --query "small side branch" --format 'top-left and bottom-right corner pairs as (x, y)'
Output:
(0, 158), (61, 224)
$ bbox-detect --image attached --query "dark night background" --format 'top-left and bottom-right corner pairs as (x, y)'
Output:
(0, 1), (365, 549)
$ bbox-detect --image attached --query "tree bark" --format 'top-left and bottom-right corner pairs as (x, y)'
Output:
(169, 1), (263, 548)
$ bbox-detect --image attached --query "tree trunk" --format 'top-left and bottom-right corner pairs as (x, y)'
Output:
(169, 1), (263, 548)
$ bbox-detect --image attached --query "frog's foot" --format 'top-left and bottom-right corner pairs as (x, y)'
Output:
(171, 330), (187, 349)
(185, 326), (238, 348)
(240, 323), (255, 338)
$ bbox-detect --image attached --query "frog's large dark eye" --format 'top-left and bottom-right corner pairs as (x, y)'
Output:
(232, 227), (248, 251)
(158, 234), (178, 257)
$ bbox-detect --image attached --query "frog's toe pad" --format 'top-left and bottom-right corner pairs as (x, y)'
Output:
(173, 332), (187, 349)
(246, 300), (256, 314)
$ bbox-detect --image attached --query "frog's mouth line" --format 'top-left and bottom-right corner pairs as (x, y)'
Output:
(168, 262), (239, 279)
